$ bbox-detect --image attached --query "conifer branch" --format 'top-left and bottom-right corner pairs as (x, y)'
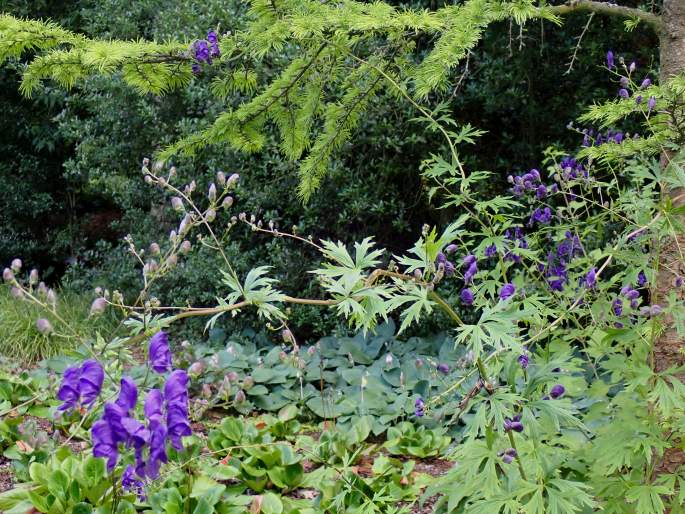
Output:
(546, 0), (662, 33)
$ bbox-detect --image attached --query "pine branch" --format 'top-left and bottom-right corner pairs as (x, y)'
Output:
(547, 0), (662, 33)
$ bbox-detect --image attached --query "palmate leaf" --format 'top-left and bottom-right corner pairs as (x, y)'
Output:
(396, 216), (468, 275)
(386, 284), (434, 333)
(219, 267), (286, 321)
(544, 479), (596, 514)
(625, 484), (670, 514)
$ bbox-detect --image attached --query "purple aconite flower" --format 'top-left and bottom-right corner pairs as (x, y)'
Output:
(550, 384), (565, 399)
(79, 360), (104, 407)
(619, 76), (629, 88)
(648, 96), (657, 112)
(529, 207), (552, 226)
(460, 288), (474, 306)
(121, 465), (145, 500)
(518, 354), (529, 369)
(584, 267), (597, 289)
(607, 50), (615, 69)
(445, 244), (458, 255)
(194, 40), (211, 63)
(618, 88), (630, 99)
(640, 78), (652, 89)
(499, 283), (516, 301)
(149, 331), (173, 374)
(501, 447), (517, 464)
(116, 377), (138, 413)
(612, 297), (623, 316)
(437, 363), (450, 374)
(164, 370), (191, 451)
(57, 366), (81, 412)
(415, 397), (425, 417)
(485, 244), (497, 258)
(637, 271), (647, 287)
(92, 419), (118, 471)
(57, 360), (104, 413)
(504, 415), (523, 432)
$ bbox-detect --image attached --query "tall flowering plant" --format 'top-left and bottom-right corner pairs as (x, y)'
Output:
(55, 330), (191, 500)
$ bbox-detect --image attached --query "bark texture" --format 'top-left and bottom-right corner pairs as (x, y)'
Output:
(654, 0), (685, 477)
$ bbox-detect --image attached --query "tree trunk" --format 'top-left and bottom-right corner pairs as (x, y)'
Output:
(654, 0), (685, 475)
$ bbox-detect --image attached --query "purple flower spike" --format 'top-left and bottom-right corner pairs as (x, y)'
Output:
(445, 244), (458, 255)
(607, 50), (615, 69)
(648, 96), (657, 112)
(147, 422), (168, 478)
(437, 363), (450, 374)
(640, 78), (652, 89)
(518, 354), (529, 369)
(550, 384), (565, 399)
(499, 283), (516, 301)
(612, 297), (623, 316)
(618, 88), (630, 99)
(485, 244), (497, 258)
(504, 416), (523, 432)
(460, 288), (474, 306)
(149, 331), (173, 374)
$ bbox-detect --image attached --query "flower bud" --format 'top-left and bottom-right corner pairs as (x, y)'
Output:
(281, 328), (294, 343)
(149, 243), (161, 256)
(3, 268), (14, 283)
(142, 157), (150, 168)
(10, 286), (23, 299)
(205, 209), (216, 222)
(166, 254), (178, 267)
(227, 371), (239, 383)
(179, 214), (192, 235)
(169, 166), (177, 178)
(385, 354), (393, 365)
(222, 196), (234, 209)
(37, 282), (48, 296)
(90, 297), (108, 316)
(29, 269), (39, 285)
(169, 230), (177, 242)
(36, 318), (53, 335)
(181, 240), (192, 254)
(217, 171), (226, 186)
(279, 351), (287, 362)
(208, 183), (217, 202)
(171, 197), (184, 212)
(227, 173), (240, 188)
(188, 361), (206, 376)
(234, 390), (246, 404)
(94, 286), (103, 296)
(202, 384), (213, 398)
(144, 175), (153, 185)
(243, 376), (254, 390)
(46, 289), (57, 306)
(11, 259), (22, 273)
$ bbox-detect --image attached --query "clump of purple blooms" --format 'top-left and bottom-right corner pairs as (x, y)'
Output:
(538, 231), (583, 292)
(508, 168), (558, 199)
(504, 227), (528, 263)
(55, 331), (192, 491)
(504, 414), (523, 432)
(191, 30), (221, 74)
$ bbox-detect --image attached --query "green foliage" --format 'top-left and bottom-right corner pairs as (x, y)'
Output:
(384, 422), (450, 458)
(0, 285), (119, 363)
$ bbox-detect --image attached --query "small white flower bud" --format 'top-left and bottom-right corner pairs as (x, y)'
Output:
(169, 230), (177, 242)
(169, 166), (177, 178)
(234, 390), (246, 403)
(171, 197), (184, 212)
(142, 157), (150, 168)
(222, 196), (233, 209)
(90, 297), (108, 316)
(189, 180), (196, 192)
(202, 384), (213, 398)
(205, 208), (216, 222)
(153, 161), (164, 172)
(94, 286), (103, 296)
(10, 286), (23, 299)
(282, 329), (294, 343)
(29, 269), (39, 285)
(385, 354), (393, 365)
(11, 259), (22, 273)
(3, 268), (14, 283)
(166, 254), (178, 267)
(36, 318), (53, 335)
(227, 173), (240, 188)
(179, 214), (191, 235)
(158, 177), (167, 187)
(216, 171), (226, 186)
(188, 361), (206, 376)
(46, 289), (57, 306)
(37, 282), (48, 296)
(208, 183), (217, 202)
(149, 243), (161, 256)
(144, 175), (153, 185)
(181, 240), (192, 254)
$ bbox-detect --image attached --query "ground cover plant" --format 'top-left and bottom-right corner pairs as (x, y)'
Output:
(2, 0), (685, 512)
